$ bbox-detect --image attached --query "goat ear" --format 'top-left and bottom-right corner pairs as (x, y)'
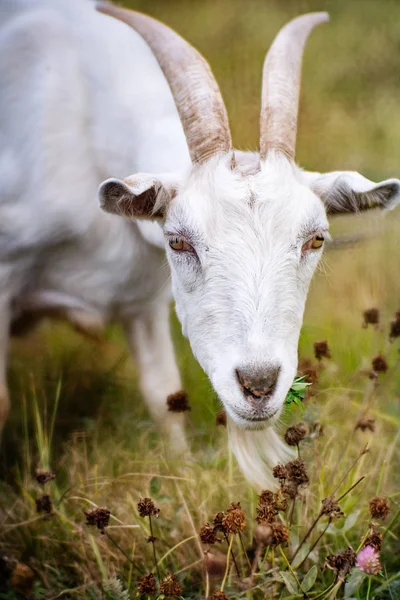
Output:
(99, 173), (177, 220)
(302, 170), (400, 214)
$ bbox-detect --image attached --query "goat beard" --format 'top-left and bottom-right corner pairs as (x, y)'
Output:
(227, 418), (294, 490)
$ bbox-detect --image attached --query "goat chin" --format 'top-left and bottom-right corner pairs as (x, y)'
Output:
(227, 419), (295, 491)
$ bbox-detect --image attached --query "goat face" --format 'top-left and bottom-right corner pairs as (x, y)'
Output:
(164, 154), (327, 428)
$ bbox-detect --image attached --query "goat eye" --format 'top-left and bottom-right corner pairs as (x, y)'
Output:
(169, 237), (194, 252)
(302, 234), (325, 253)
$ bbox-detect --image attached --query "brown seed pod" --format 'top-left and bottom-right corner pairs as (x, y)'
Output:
(371, 354), (388, 374)
(284, 422), (309, 446)
(85, 507), (111, 532)
(213, 511), (227, 534)
(355, 417), (375, 432)
(363, 308), (379, 328)
(222, 502), (246, 534)
(137, 497), (160, 518)
(272, 464), (288, 481)
(285, 457), (309, 486)
(362, 527), (383, 552)
(324, 547), (356, 580)
(36, 494), (52, 515)
(210, 590), (230, 600)
(137, 573), (157, 595)
(269, 522), (289, 546)
(166, 390), (191, 412)
(160, 572), (182, 596)
(314, 340), (331, 361)
(321, 496), (344, 520)
(390, 311), (400, 341)
(369, 496), (390, 520)
(35, 468), (56, 485)
(199, 523), (218, 545)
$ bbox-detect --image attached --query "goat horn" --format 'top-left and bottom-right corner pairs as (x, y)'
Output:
(96, 3), (232, 165)
(260, 13), (329, 161)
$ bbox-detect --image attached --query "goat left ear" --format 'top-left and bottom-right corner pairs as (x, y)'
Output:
(99, 173), (177, 220)
(302, 170), (400, 214)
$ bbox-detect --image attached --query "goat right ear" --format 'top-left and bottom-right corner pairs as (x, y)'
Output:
(99, 173), (175, 220)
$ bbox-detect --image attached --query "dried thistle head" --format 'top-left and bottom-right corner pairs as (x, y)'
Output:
(210, 590), (229, 600)
(286, 457), (309, 487)
(199, 523), (218, 545)
(35, 469), (56, 485)
(362, 526), (383, 552)
(284, 422), (308, 446)
(166, 390), (191, 412)
(298, 358), (318, 385)
(213, 511), (227, 534)
(314, 340), (331, 361)
(35, 494), (52, 515)
(363, 308), (379, 328)
(85, 507), (111, 532)
(272, 464), (288, 481)
(369, 496), (390, 520)
(160, 573), (182, 596)
(355, 417), (375, 432)
(137, 497), (160, 519)
(137, 573), (157, 595)
(269, 522), (289, 546)
(324, 547), (356, 581)
(281, 480), (299, 500)
(371, 354), (388, 374)
(389, 311), (400, 341)
(216, 410), (227, 427)
(256, 503), (278, 524)
(222, 502), (246, 534)
(321, 496), (344, 521)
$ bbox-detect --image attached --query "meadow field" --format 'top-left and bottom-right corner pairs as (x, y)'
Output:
(1, 0), (400, 598)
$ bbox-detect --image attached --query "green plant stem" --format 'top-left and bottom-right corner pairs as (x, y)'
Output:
(279, 546), (307, 598)
(366, 577), (372, 600)
(223, 532), (241, 578)
(221, 534), (234, 592)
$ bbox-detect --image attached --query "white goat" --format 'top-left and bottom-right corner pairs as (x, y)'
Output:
(0, 0), (399, 487)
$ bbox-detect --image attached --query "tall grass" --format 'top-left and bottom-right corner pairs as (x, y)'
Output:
(1, 0), (400, 598)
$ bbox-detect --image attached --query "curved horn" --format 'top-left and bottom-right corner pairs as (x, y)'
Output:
(97, 3), (232, 165)
(260, 13), (329, 161)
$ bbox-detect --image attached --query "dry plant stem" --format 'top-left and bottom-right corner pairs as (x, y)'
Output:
(336, 475), (365, 501)
(223, 531), (241, 578)
(104, 532), (141, 574)
(238, 531), (252, 574)
(297, 518), (332, 570)
(221, 534), (234, 592)
(148, 515), (160, 582)
(331, 445), (368, 497)
(250, 543), (263, 578)
(288, 497), (296, 526)
(290, 510), (323, 564)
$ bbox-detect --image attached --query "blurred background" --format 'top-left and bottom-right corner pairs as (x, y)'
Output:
(1, 0), (400, 596)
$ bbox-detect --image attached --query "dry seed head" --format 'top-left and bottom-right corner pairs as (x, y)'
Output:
(324, 547), (356, 580)
(362, 527), (383, 552)
(284, 422), (309, 446)
(269, 522), (289, 546)
(256, 503), (278, 524)
(272, 464), (288, 481)
(137, 573), (157, 595)
(314, 340), (331, 361)
(199, 523), (218, 545)
(369, 496), (390, 520)
(321, 496), (344, 520)
(35, 468), (56, 485)
(35, 494), (52, 515)
(298, 358), (318, 385)
(222, 502), (246, 534)
(166, 390), (191, 412)
(85, 507), (111, 532)
(363, 308), (380, 328)
(160, 572), (182, 596)
(371, 354), (388, 374)
(355, 417), (375, 432)
(390, 311), (400, 341)
(210, 590), (230, 600)
(285, 457), (309, 486)
(137, 497), (160, 518)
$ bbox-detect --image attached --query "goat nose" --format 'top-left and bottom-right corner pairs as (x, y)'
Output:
(236, 365), (280, 402)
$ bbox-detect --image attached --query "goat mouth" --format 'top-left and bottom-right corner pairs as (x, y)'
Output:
(232, 409), (279, 428)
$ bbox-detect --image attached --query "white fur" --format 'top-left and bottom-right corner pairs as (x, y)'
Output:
(1, 0), (399, 487)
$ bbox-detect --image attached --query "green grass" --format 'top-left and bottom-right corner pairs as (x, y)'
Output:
(1, 0), (400, 598)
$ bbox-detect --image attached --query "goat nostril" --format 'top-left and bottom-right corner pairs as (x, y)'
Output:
(236, 366), (280, 402)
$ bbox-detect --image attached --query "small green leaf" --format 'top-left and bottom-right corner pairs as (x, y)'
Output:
(302, 565), (318, 592)
(279, 571), (300, 595)
(149, 476), (161, 496)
